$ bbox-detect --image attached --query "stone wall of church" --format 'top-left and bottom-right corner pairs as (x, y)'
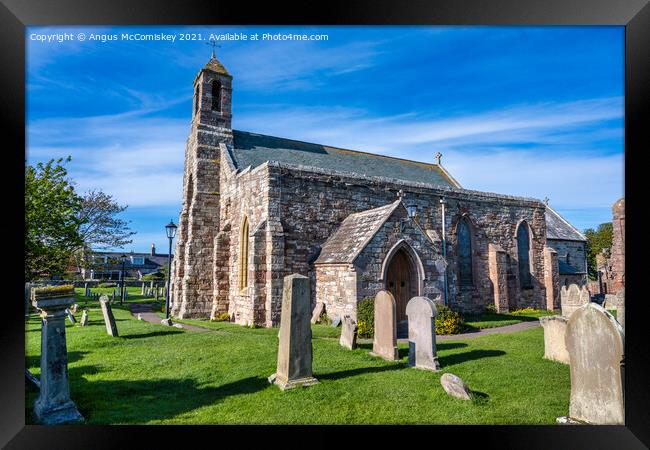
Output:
(263, 163), (548, 314)
(315, 264), (357, 320)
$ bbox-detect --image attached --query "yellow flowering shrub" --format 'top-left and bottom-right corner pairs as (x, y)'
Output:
(435, 305), (465, 335)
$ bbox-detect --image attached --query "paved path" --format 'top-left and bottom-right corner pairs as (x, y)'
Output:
(358, 319), (540, 344)
(130, 303), (209, 332)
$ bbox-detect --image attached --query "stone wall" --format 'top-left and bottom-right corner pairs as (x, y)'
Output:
(608, 198), (625, 293)
(547, 238), (588, 287)
(266, 162), (548, 314)
(315, 264), (357, 319)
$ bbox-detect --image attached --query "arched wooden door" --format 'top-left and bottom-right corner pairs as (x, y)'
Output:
(385, 248), (418, 322)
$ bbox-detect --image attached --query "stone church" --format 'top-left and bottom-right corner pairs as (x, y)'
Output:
(169, 54), (587, 327)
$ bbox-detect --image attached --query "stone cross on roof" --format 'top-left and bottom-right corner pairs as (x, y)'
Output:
(543, 196), (550, 205)
(435, 152), (442, 165)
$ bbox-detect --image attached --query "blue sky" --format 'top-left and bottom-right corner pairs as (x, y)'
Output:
(26, 26), (624, 253)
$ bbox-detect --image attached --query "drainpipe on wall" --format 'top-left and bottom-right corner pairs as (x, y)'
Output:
(440, 197), (449, 305)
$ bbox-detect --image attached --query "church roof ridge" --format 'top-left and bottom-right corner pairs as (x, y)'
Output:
(545, 205), (587, 242)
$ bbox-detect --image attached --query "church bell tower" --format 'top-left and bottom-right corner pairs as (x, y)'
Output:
(171, 52), (233, 318)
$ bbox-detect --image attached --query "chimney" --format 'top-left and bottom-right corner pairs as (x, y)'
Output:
(151, 243), (156, 256)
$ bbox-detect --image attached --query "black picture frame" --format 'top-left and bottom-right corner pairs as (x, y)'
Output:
(2, 1), (647, 448)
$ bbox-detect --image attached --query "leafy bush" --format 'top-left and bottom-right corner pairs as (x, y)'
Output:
(211, 312), (230, 322)
(435, 305), (465, 335)
(484, 303), (497, 314)
(356, 297), (375, 338)
(318, 311), (331, 325)
(510, 307), (544, 315)
(98, 282), (117, 288)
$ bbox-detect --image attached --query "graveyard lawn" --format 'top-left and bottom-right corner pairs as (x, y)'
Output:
(25, 308), (570, 425)
(463, 309), (557, 331)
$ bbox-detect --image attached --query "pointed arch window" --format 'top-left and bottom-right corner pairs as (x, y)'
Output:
(457, 216), (474, 287)
(517, 222), (533, 289)
(211, 80), (221, 112)
(239, 216), (249, 291)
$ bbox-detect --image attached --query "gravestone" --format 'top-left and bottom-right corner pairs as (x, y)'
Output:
(440, 373), (472, 400)
(99, 295), (119, 337)
(80, 310), (88, 326)
(84, 283), (89, 297)
(31, 285), (84, 424)
(141, 283), (145, 295)
(111, 290), (115, 303)
(269, 274), (318, 390)
(539, 315), (569, 364)
(66, 309), (77, 324)
(330, 314), (341, 328)
(560, 284), (590, 318)
(406, 296), (440, 371)
(339, 315), (358, 350)
(137, 313), (143, 321)
(155, 289), (159, 301)
(71, 304), (79, 314)
(565, 302), (624, 424)
(371, 290), (399, 361)
(310, 302), (324, 324)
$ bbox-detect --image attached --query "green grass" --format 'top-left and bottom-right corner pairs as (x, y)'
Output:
(69, 286), (166, 310)
(463, 309), (556, 331)
(25, 304), (570, 424)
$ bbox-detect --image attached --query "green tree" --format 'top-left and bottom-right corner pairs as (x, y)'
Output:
(25, 157), (84, 280)
(584, 222), (613, 280)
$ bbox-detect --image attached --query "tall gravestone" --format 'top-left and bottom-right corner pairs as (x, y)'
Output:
(80, 310), (89, 326)
(269, 274), (318, 390)
(31, 285), (84, 424)
(25, 282), (32, 320)
(539, 315), (570, 364)
(99, 294), (119, 337)
(141, 283), (145, 295)
(561, 284), (590, 318)
(565, 302), (624, 424)
(371, 290), (399, 361)
(406, 296), (440, 371)
(339, 315), (358, 350)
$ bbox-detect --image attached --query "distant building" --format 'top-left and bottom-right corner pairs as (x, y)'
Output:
(80, 244), (173, 280)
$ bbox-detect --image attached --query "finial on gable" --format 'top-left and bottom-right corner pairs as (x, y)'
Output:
(543, 196), (549, 205)
(435, 152), (442, 165)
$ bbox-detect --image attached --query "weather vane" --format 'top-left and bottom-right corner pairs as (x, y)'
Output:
(206, 38), (221, 58)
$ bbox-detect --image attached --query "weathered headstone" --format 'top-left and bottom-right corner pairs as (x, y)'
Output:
(84, 283), (89, 297)
(565, 303), (624, 424)
(560, 284), (590, 318)
(539, 315), (569, 364)
(141, 283), (145, 295)
(330, 314), (341, 328)
(80, 310), (88, 326)
(71, 304), (79, 314)
(440, 373), (472, 400)
(406, 296), (440, 371)
(339, 315), (358, 350)
(371, 290), (399, 361)
(310, 302), (324, 324)
(99, 295), (119, 337)
(66, 309), (77, 324)
(111, 290), (116, 303)
(31, 285), (84, 424)
(269, 274), (318, 390)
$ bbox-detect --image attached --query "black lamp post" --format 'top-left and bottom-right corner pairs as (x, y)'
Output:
(120, 253), (127, 305)
(164, 220), (178, 321)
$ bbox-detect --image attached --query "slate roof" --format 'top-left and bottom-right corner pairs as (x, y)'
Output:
(545, 206), (586, 242)
(558, 260), (586, 275)
(229, 130), (459, 188)
(315, 200), (403, 264)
